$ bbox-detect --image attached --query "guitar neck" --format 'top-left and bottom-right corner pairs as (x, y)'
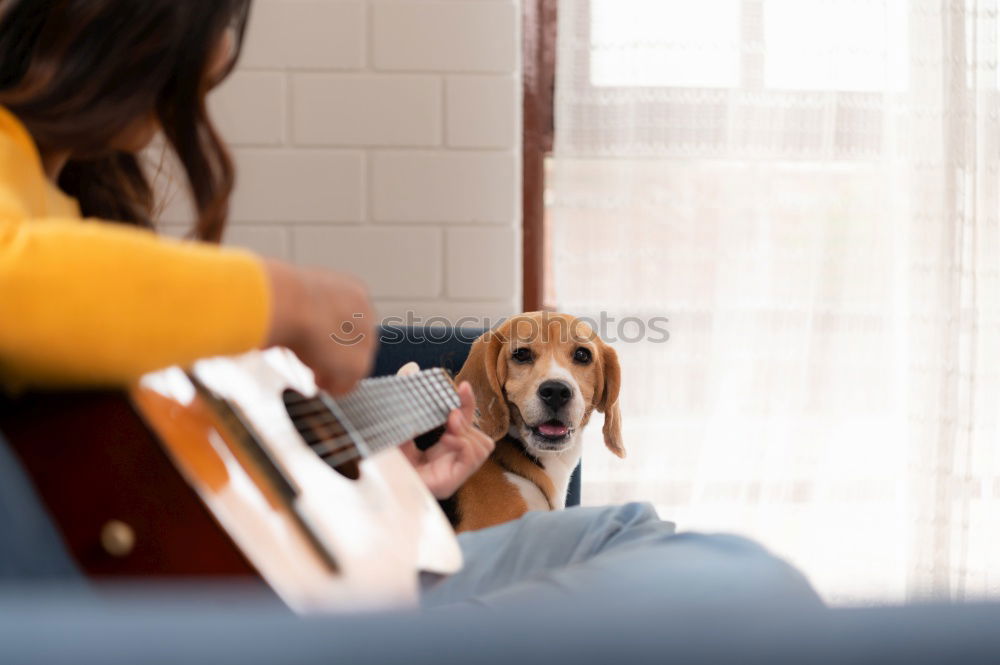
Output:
(282, 369), (460, 467)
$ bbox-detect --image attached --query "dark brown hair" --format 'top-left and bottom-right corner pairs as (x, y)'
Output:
(0, 0), (251, 241)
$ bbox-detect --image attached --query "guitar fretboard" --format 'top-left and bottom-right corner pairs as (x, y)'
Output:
(283, 368), (460, 469)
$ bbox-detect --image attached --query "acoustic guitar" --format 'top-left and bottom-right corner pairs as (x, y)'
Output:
(0, 348), (463, 613)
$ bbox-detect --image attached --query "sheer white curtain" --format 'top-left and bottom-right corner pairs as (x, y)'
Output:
(550, 0), (1000, 605)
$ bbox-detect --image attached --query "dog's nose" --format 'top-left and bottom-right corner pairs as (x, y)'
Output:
(538, 380), (572, 411)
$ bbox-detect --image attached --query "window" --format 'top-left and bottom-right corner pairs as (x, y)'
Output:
(591, 0), (742, 88)
(561, 0), (912, 161)
(544, 0), (1000, 603)
(591, 0), (908, 92)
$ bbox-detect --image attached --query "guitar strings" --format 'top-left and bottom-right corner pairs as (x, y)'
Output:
(284, 373), (453, 419)
(289, 371), (460, 468)
(292, 371), (457, 429)
(291, 387), (451, 441)
(281, 369), (450, 408)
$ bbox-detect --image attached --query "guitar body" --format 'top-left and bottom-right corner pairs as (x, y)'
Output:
(1, 389), (260, 578)
(1, 349), (462, 613)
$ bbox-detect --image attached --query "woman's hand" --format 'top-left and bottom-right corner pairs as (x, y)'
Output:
(396, 363), (495, 499)
(263, 259), (376, 395)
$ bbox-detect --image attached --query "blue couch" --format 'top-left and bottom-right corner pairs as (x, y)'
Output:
(3, 328), (1000, 663)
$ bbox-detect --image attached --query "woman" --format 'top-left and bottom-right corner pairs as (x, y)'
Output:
(0, 0), (490, 501)
(0, 0), (372, 394)
(0, 0), (819, 635)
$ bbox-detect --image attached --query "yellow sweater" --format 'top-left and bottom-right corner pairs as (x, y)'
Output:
(0, 107), (270, 390)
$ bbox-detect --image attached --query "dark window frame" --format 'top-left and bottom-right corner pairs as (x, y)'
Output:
(522, 0), (557, 312)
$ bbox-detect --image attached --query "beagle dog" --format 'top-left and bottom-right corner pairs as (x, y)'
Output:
(450, 312), (624, 533)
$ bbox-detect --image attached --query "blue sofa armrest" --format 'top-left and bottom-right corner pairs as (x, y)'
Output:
(372, 325), (581, 507)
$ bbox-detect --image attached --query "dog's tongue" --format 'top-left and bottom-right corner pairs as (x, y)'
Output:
(538, 422), (569, 437)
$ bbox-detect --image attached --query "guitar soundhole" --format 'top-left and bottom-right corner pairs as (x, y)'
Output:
(282, 389), (360, 481)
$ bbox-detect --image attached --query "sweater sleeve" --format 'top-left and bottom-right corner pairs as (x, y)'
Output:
(0, 216), (271, 389)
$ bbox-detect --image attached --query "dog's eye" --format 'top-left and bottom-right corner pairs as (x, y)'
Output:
(573, 347), (593, 364)
(512, 348), (533, 364)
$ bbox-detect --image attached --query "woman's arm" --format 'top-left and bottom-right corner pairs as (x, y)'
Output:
(0, 217), (374, 393)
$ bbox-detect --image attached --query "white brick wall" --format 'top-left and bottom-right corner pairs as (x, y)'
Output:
(158, 0), (521, 327)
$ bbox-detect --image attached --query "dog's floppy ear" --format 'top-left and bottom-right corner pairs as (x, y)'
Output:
(455, 325), (510, 441)
(596, 342), (625, 458)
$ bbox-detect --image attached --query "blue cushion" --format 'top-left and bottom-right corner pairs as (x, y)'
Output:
(372, 325), (485, 378)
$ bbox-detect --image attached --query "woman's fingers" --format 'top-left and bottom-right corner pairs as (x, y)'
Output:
(457, 381), (477, 424)
(396, 361), (420, 377)
(263, 259), (376, 396)
(444, 382), (477, 435)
